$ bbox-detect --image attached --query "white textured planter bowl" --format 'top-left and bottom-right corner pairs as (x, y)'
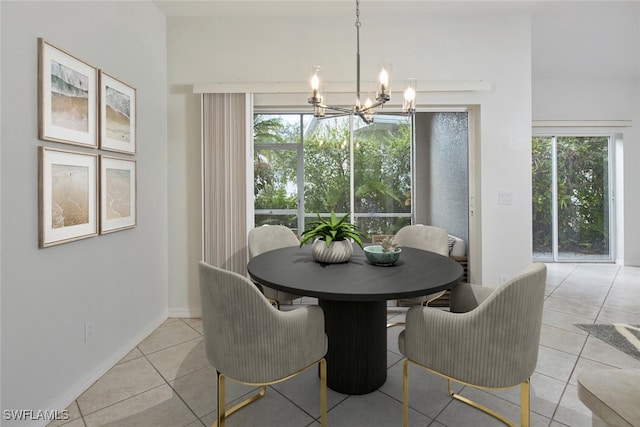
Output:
(312, 239), (353, 263)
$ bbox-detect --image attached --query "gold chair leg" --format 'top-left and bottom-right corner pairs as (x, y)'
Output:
(521, 379), (530, 427)
(422, 290), (446, 306)
(213, 372), (267, 427)
(319, 359), (327, 427)
(402, 360), (410, 427)
(386, 321), (406, 328)
(448, 379), (520, 427)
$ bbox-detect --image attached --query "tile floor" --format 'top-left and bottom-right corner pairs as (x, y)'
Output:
(49, 263), (640, 427)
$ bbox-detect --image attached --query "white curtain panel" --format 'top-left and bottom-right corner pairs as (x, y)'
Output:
(202, 93), (253, 273)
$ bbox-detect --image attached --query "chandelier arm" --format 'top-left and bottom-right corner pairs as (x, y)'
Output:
(318, 105), (355, 115)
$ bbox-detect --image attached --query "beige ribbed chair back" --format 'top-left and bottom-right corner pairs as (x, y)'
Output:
(199, 261), (326, 383)
(248, 225), (300, 258)
(398, 263), (547, 427)
(199, 262), (328, 426)
(393, 224), (449, 256)
(248, 225), (301, 304)
(393, 224), (449, 306)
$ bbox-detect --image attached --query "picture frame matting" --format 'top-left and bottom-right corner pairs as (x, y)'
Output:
(39, 146), (98, 247)
(100, 155), (137, 234)
(38, 38), (98, 147)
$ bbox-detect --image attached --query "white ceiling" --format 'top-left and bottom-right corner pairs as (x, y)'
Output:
(154, 0), (640, 79)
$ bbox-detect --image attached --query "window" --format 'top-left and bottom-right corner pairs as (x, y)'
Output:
(254, 113), (412, 240)
(532, 135), (613, 261)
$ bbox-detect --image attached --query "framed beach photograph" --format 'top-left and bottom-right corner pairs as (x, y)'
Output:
(100, 156), (137, 234)
(38, 38), (97, 147)
(39, 147), (98, 247)
(99, 71), (136, 154)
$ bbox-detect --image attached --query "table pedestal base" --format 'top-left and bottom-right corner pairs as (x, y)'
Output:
(319, 299), (387, 394)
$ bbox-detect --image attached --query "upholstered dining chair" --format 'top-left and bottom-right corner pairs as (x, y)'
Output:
(398, 263), (547, 427)
(248, 225), (301, 308)
(392, 224), (450, 308)
(199, 262), (327, 427)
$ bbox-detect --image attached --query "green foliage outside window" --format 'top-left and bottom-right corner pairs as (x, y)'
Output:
(532, 136), (609, 256)
(254, 114), (412, 238)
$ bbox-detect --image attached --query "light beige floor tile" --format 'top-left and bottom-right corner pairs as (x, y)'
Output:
(50, 419), (85, 427)
(436, 387), (550, 427)
(147, 337), (208, 381)
(551, 383), (593, 427)
(597, 307), (640, 324)
(568, 357), (619, 386)
(534, 346), (579, 382)
(550, 286), (609, 306)
(83, 384), (197, 427)
(579, 335), (640, 369)
(484, 372), (565, 419)
(138, 318), (201, 355)
(180, 318), (203, 335)
(327, 390), (431, 427)
(46, 401), (82, 427)
(542, 308), (592, 334)
(117, 347), (144, 365)
(543, 296), (601, 320)
(603, 293), (640, 315)
(171, 365), (259, 418)
(200, 387), (316, 427)
(539, 324), (588, 355)
(379, 361), (463, 419)
(77, 357), (165, 415)
(270, 364), (348, 416)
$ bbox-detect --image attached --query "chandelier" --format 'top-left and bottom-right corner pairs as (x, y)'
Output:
(308, 0), (417, 124)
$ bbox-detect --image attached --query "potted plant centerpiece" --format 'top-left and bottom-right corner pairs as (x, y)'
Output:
(300, 211), (365, 263)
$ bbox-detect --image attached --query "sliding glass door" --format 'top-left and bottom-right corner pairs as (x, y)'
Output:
(532, 135), (613, 261)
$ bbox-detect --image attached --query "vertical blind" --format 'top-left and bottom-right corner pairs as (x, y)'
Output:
(202, 93), (253, 274)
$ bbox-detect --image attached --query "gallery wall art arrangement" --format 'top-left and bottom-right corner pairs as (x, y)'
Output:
(37, 38), (137, 247)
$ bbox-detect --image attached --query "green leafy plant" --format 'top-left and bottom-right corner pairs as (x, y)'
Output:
(299, 211), (365, 249)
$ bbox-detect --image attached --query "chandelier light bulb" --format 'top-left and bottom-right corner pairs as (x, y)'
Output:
(403, 78), (417, 113)
(310, 66), (321, 101)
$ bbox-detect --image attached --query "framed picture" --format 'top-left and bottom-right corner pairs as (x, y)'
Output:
(99, 71), (136, 154)
(39, 147), (98, 247)
(38, 38), (97, 147)
(100, 156), (137, 234)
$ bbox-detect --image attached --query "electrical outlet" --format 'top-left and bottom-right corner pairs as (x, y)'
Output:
(84, 321), (95, 343)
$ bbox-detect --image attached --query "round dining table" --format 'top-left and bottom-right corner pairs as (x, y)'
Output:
(247, 243), (463, 395)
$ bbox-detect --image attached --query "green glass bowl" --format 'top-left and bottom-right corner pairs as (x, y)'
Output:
(364, 245), (402, 266)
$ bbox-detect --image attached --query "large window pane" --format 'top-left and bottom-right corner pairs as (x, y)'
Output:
(532, 134), (611, 261)
(556, 136), (610, 259)
(254, 113), (413, 241)
(532, 136), (553, 257)
(254, 114), (301, 229)
(353, 115), (412, 237)
(303, 117), (351, 214)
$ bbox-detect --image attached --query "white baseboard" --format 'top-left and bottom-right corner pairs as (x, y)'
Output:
(34, 311), (168, 427)
(168, 307), (202, 318)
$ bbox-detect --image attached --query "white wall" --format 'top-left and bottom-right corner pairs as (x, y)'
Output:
(0, 1), (168, 422)
(167, 7), (533, 314)
(533, 78), (640, 265)
(531, 3), (640, 266)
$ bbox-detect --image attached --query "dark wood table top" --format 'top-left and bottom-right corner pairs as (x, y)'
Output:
(247, 244), (463, 302)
